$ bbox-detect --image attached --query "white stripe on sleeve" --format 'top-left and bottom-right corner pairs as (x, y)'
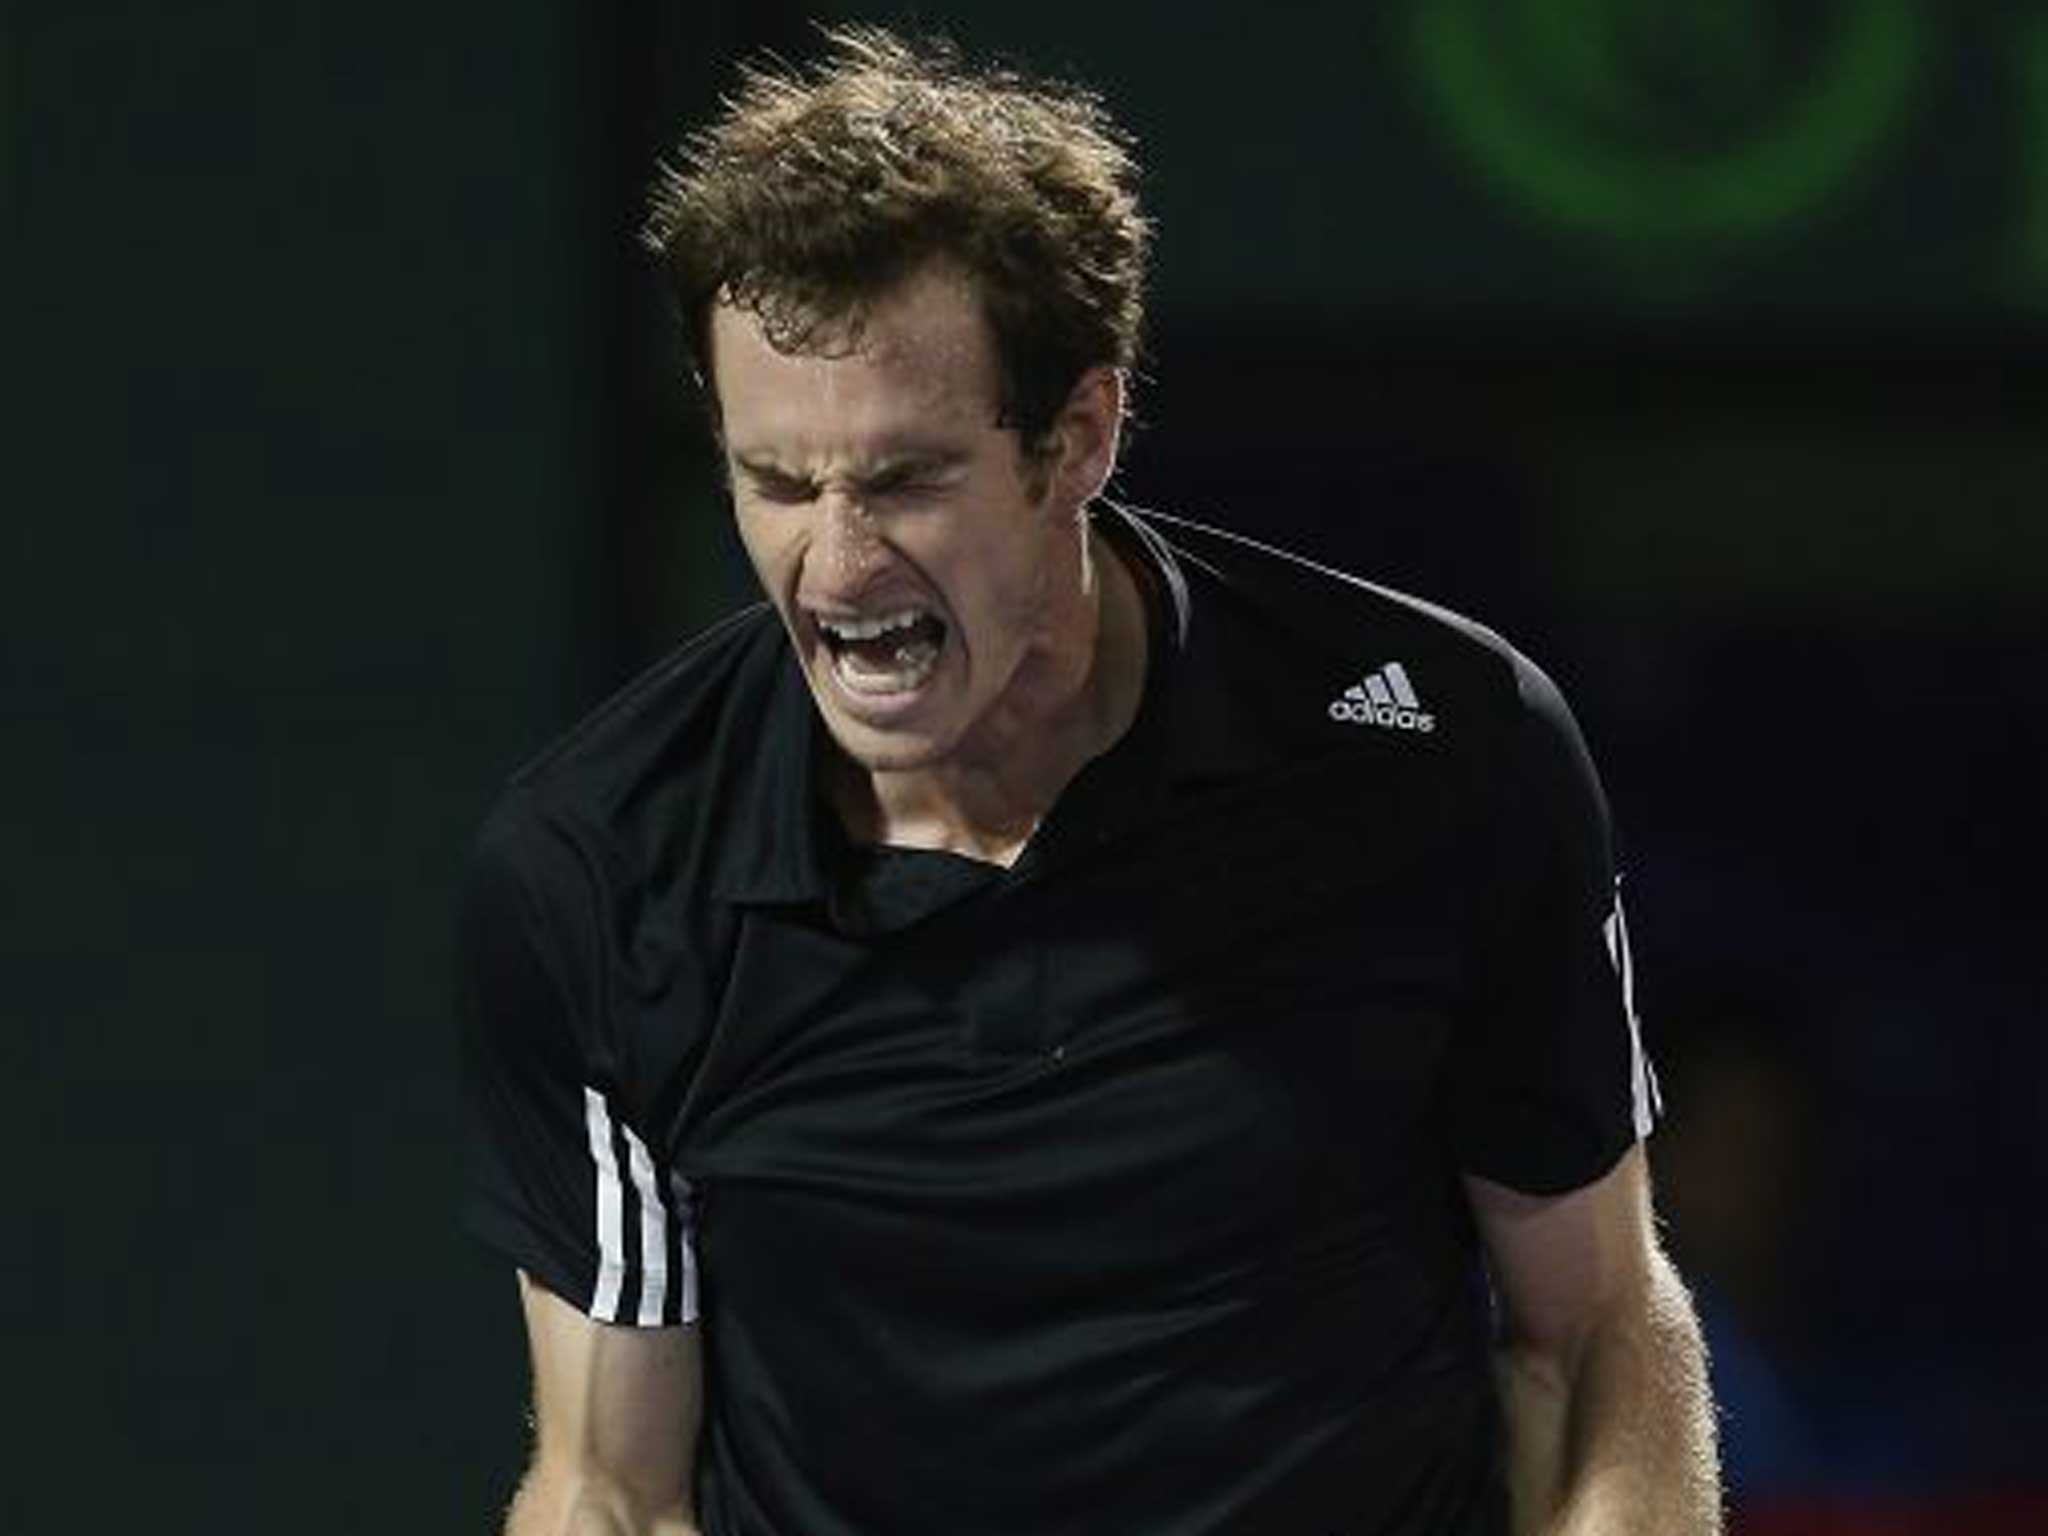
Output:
(1603, 886), (1658, 1141)
(671, 1170), (701, 1325)
(583, 1087), (627, 1322)
(624, 1125), (669, 1326)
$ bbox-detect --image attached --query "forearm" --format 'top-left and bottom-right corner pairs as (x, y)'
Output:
(1495, 1250), (1722, 1536)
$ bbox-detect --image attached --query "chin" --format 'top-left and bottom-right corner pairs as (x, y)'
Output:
(804, 650), (971, 775)
(820, 713), (953, 774)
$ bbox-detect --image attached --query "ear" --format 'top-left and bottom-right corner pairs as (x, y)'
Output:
(1048, 366), (1124, 509)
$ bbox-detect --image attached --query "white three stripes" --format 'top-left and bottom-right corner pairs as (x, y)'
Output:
(1350, 663), (1422, 709)
(583, 1087), (699, 1326)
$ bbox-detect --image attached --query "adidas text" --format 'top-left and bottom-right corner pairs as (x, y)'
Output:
(1328, 699), (1436, 732)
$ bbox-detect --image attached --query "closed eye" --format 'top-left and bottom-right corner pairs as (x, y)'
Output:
(730, 451), (967, 505)
(861, 457), (966, 500)
(739, 467), (818, 504)
(865, 470), (944, 499)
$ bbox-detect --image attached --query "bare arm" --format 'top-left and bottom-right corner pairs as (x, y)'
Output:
(504, 1271), (704, 1536)
(1466, 1146), (1722, 1536)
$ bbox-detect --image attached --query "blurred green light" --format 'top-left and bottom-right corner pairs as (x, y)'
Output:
(1412, 0), (1923, 283)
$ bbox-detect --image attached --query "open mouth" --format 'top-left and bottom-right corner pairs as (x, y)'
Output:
(813, 606), (949, 696)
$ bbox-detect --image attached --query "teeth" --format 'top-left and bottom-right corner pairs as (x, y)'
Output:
(832, 639), (941, 694)
(817, 607), (928, 642)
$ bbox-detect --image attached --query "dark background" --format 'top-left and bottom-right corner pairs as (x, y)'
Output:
(12, 2), (2045, 1530)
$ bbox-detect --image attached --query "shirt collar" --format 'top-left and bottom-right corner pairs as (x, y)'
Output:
(1101, 501), (1272, 786)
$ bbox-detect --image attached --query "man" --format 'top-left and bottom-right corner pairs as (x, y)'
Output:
(459, 26), (1722, 1536)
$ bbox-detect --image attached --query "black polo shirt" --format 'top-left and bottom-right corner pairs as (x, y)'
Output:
(458, 504), (1659, 1536)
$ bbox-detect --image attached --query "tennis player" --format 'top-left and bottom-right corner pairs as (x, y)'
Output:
(459, 27), (1723, 1535)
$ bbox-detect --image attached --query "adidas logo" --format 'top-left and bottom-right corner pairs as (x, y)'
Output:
(1328, 661), (1436, 733)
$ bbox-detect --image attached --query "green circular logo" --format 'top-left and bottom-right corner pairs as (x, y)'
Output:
(1411, 0), (1924, 285)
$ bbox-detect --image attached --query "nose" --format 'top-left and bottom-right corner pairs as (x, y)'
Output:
(813, 490), (887, 589)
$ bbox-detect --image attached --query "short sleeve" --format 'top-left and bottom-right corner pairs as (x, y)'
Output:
(456, 803), (698, 1326)
(1448, 654), (1661, 1195)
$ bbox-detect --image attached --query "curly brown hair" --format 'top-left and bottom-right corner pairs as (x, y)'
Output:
(640, 25), (1151, 448)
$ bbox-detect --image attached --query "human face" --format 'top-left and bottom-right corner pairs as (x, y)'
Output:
(710, 265), (1088, 774)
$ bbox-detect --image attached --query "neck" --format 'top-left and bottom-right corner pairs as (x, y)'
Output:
(827, 522), (1150, 866)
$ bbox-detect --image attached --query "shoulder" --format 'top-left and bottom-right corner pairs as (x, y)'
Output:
(1127, 504), (1573, 760)
(508, 603), (782, 804)
(471, 603), (787, 911)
